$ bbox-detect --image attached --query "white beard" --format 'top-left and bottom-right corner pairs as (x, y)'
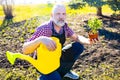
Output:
(52, 18), (65, 27)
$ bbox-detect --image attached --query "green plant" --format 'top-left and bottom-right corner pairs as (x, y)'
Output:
(88, 18), (103, 33)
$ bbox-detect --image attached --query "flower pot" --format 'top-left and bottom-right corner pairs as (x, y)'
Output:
(88, 31), (99, 41)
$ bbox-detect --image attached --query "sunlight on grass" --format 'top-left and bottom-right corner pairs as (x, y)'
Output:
(0, 4), (115, 25)
(0, 20), (2, 25)
(102, 5), (114, 15)
(0, 4), (52, 25)
(0, 6), (4, 16)
(66, 4), (114, 16)
(13, 4), (52, 22)
(0, 6), (4, 25)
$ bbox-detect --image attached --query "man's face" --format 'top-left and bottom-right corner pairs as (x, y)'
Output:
(52, 6), (66, 27)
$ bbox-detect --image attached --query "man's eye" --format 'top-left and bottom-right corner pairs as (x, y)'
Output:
(57, 13), (60, 15)
(63, 13), (66, 15)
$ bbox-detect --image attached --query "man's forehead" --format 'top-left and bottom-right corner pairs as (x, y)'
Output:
(52, 4), (66, 13)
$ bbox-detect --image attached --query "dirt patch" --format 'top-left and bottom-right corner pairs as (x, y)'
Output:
(0, 14), (120, 79)
(68, 14), (120, 72)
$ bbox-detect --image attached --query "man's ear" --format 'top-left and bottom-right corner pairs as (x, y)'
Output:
(51, 13), (53, 17)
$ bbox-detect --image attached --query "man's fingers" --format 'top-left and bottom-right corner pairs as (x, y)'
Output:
(41, 37), (57, 51)
(46, 40), (56, 51)
(49, 41), (56, 51)
(96, 38), (99, 41)
(91, 38), (99, 43)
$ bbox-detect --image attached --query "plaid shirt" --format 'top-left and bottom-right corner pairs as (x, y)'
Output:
(28, 20), (74, 41)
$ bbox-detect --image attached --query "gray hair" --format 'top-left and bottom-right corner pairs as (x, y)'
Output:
(52, 4), (66, 14)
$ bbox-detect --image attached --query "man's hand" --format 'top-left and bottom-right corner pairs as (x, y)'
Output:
(38, 36), (56, 51)
(89, 38), (99, 44)
(78, 35), (98, 45)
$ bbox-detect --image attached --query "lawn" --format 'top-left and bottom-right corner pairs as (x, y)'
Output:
(0, 4), (114, 25)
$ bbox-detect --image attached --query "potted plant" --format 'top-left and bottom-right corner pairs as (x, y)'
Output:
(87, 18), (103, 41)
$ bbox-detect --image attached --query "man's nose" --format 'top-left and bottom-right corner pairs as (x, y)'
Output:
(59, 14), (65, 19)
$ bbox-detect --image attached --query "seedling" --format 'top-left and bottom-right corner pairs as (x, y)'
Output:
(87, 18), (103, 41)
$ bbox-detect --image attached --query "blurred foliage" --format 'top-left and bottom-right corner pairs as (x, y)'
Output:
(68, 0), (86, 9)
(84, 0), (120, 13)
(69, 0), (120, 11)
(83, 0), (106, 7)
(69, 0), (107, 9)
(69, 0), (120, 16)
(107, 0), (120, 12)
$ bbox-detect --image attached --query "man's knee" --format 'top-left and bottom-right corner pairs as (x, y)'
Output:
(72, 42), (84, 54)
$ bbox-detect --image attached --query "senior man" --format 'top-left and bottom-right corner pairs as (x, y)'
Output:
(23, 4), (94, 80)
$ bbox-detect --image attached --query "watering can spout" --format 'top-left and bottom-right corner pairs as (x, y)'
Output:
(6, 51), (16, 65)
(6, 51), (37, 65)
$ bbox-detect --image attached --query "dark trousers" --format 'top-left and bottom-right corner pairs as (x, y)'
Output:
(39, 42), (84, 80)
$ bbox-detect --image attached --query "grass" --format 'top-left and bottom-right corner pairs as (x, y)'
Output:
(0, 4), (52, 25)
(13, 4), (52, 22)
(66, 4), (114, 16)
(77, 63), (120, 80)
(0, 4), (114, 25)
(0, 66), (39, 80)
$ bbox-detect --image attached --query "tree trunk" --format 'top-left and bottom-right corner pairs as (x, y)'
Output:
(2, 0), (14, 19)
(97, 7), (102, 16)
(3, 5), (13, 19)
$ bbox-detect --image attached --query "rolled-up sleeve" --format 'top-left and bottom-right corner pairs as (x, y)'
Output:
(27, 27), (43, 41)
(66, 26), (74, 38)
(27, 25), (51, 42)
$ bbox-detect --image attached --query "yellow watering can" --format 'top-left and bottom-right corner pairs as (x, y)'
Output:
(6, 37), (62, 74)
